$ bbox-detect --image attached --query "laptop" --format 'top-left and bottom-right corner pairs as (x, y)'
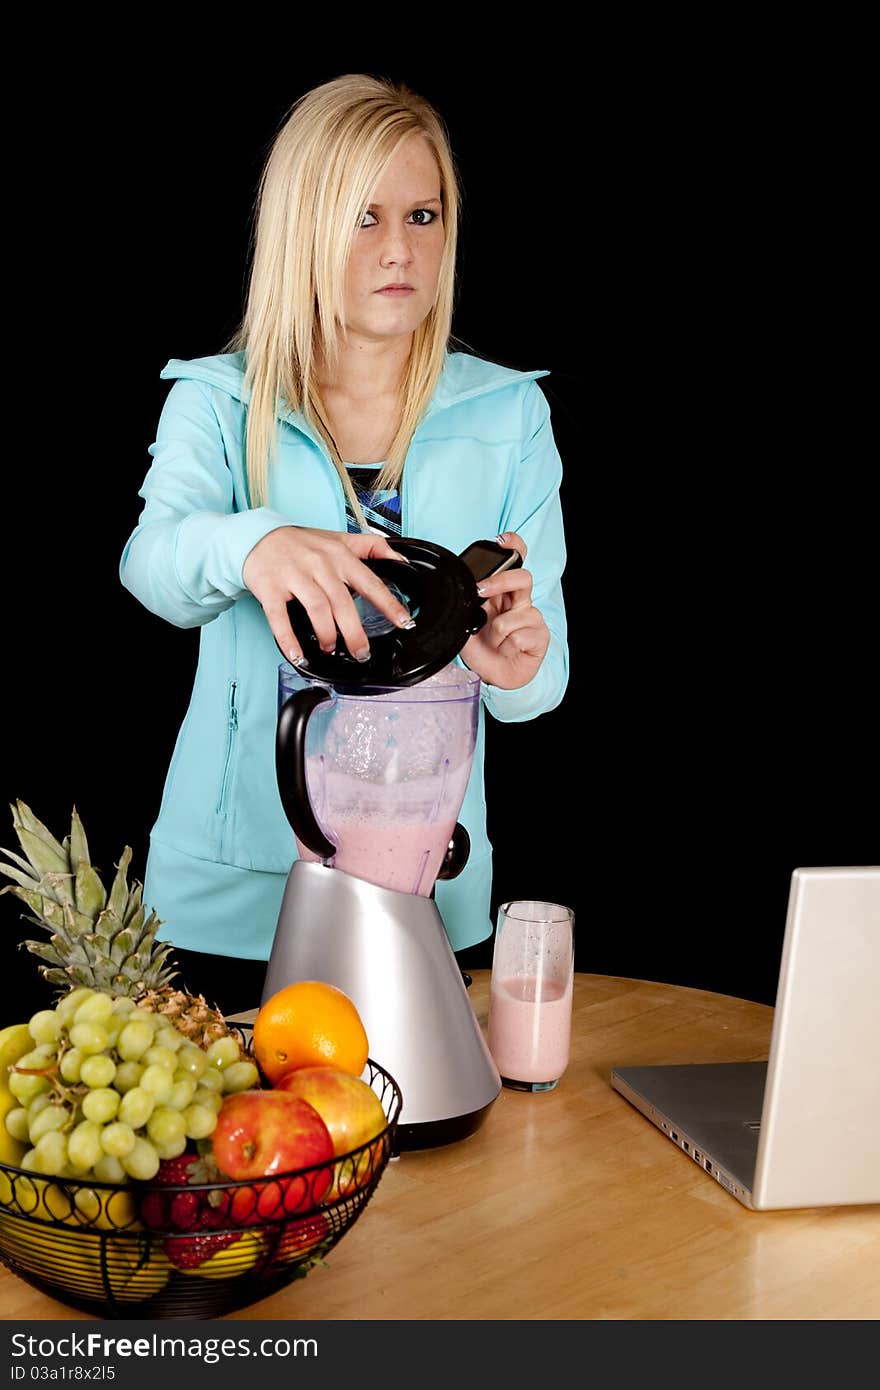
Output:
(611, 867), (880, 1210)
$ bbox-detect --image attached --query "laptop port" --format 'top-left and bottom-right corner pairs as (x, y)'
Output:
(705, 1161), (713, 1173)
(693, 1149), (702, 1163)
(683, 1141), (689, 1153)
(671, 1131), (678, 1141)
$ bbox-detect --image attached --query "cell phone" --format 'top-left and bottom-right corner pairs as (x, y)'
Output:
(459, 539), (524, 587)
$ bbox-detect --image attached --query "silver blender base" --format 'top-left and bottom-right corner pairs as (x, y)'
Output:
(262, 860), (501, 1150)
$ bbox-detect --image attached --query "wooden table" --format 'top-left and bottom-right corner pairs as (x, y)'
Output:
(3, 972), (878, 1320)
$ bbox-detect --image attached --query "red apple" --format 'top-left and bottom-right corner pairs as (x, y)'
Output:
(211, 1090), (334, 1221)
(275, 1066), (388, 1200)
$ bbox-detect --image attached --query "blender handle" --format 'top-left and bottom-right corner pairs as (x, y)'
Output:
(435, 822), (471, 881)
(276, 687), (337, 860)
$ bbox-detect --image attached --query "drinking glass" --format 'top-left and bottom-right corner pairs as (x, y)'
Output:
(487, 900), (575, 1091)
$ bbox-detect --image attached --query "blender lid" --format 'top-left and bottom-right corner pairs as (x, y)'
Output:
(282, 537), (516, 688)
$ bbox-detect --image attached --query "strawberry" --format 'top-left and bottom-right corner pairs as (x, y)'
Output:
(140, 1155), (198, 1228)
(164, 1207), (243, 1270)
(140, 1152), (244, 1269)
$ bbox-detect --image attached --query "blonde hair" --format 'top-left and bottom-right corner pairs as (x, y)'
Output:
(220, 74), (462, 528)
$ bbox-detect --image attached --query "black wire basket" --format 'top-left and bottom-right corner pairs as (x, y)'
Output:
(0, 1033), (401, 1320)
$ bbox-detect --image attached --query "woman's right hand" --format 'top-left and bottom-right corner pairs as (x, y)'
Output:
(242, 526), (414, 663)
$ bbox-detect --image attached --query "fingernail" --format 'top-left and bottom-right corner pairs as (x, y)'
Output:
(400, 617), (417, 630)
(496, 533), (507, 545)
(355, 647), (371, 663)
(476, 585), (487, 597)
(321, 643), (336, 654)
(288, 651), (307, 666)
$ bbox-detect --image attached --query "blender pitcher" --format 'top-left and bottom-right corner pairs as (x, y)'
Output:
(276, 662), (479, 896)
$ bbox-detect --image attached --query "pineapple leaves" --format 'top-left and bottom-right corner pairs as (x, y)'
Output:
(69, 807), (90, 871)
(107, 846), (133, 920)
(11, 801), (68, 860)
(75, 862), (107, 917)
(0, 845), (42, 878)
(3, 801), (179, 1000)
(14, 827), (69, 878)
(20, 939), (67, 966)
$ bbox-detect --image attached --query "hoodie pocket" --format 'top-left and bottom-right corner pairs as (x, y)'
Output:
(217, 680), (239, 815)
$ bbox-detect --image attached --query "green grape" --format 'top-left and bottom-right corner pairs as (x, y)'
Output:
(153, 1132), (188, 1161)
(167, 1075), (197, 1110)
(4, 1107), (31, 1143)
(154, 1027), (184, 1052)
(113, 1061), (144, 1094)
(192, 1086), (223, 1114)
(56, 988), (95, 1021)
(68, 1120), (104, 1171)
(27, 1094), (52, 1120)
(221, 1060), (259, 1093)
(59, 1048), (84, 1083)
(111, 997), (138, 1015)
(79, 1054), (117, 1089)
(28, 1105), (69, 1144)
(121, 1136), (160, 1181)
(175, 1043), (208, 1078)
(93, 1153), (126, 1184)
(100, 1122), (136, 1158)
(139, 1065), (173, 1103)
(20, 1147), (38, 1171)
(205, 1036), (241, 1070)
(68, 1021), (109, 1055)
(116, 1020), (154, 1062)
(142, 1045), (177, 1072)
(73, 992), (114, 1024)
(104, 1023), (122, 1050)
(19, 1045), (56, 1069)
(146, 1106), (186, 1149)
(28, 1010), (62, 1045)
(181, 1103), (217, 1140)
(145, 1106), (187, 1150)
(82, 1088), (121, 1124)
(196, 1066), (224, 1094)
(8, 1071), (50, 1103)
(33, 1130), (68, 1176)
(117, 1087), (154, 1130)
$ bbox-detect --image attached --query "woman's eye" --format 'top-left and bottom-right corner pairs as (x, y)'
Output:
(359, 208), (438, 228)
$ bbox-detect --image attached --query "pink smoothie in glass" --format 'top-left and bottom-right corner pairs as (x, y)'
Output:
(487, 974), (573, 1083)
(296, 818), (457, 896)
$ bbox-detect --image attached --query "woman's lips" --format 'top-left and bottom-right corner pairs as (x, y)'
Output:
(377, 286), (414, 295)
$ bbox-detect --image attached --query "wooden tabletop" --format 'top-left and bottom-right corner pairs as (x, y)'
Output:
(3, 971), (878, 1321)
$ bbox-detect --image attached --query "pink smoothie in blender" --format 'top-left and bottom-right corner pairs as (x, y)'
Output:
(290, 664), (479, 897)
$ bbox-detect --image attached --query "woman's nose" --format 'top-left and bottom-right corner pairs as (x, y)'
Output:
(380, 226), (415, 265)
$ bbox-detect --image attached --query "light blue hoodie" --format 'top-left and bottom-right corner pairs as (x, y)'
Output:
(120, 348), (569, 958)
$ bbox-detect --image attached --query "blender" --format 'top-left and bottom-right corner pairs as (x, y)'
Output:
(262, 537), (519, 1149)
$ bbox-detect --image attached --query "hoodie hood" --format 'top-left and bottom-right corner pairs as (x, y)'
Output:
(159, 349), (550, 425)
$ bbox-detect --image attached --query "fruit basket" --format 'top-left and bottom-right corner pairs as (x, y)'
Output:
(0, 1039), (402, 1320)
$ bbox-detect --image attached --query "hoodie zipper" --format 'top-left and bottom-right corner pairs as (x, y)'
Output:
(217, 680), (239, 814)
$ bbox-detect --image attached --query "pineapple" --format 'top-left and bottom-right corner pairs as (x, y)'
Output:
(0, 800), (229, 1049)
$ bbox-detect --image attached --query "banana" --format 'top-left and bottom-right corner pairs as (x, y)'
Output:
(0, 1022), (36, 1166)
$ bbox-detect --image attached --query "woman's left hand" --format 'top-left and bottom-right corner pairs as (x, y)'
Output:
(460, 532), (551, 690)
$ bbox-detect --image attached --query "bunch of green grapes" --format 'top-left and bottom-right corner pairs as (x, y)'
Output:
(4, 988), (259, 1183)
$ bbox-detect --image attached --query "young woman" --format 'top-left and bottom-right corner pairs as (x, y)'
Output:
(120, 73), (569, 1013)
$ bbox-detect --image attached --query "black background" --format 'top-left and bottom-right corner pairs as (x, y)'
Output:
(0, 39), (874, 1024)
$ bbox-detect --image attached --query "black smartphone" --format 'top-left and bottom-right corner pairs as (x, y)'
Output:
(459, 539), (524, 587)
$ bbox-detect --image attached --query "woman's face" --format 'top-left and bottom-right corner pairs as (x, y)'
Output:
(342, 134), (444, 349)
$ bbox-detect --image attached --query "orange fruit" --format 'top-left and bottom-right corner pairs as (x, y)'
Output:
(253, 981), (369, 1085)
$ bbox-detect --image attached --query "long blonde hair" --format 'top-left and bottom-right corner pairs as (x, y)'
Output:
(220, 74), (462, 529)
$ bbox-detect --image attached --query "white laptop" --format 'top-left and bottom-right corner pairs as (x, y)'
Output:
(611, 868), (880, 1210)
